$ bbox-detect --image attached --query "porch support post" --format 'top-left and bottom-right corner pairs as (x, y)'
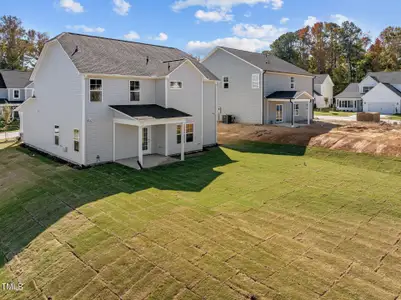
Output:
(180, 122), (185, 161)
(138, 126), (143, 167)
(113, 121), (116, 162)
(307, 100), (311, 125)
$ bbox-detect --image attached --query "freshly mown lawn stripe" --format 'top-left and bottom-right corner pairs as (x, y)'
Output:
(314, 110), (355, 117)
(1, 143), (401, 299)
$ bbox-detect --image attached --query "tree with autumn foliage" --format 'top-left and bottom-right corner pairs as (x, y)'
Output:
(0, 15), (49, 70)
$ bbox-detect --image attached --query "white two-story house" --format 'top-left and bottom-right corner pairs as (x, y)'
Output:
(335, 72), (401, 114)
(17, 32), (219, 169)
(202, 47), (314, 127)
(0, 70), (34, 108)
(313, 74), (334, 108)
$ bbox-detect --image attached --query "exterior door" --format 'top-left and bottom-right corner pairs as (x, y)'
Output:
(142, 127), (151, 155)
(276, 104), (283, 123)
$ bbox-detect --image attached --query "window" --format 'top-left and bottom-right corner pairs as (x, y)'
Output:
(170, 81), (183, 89)
(363, 86), (373, 94)
(89, 79), (102, 102)
(73, 129), (80, 152)
(252, 74), (260, 89)
(186, 124), (194, 143)
(223, 76), (229, 89)
(176, 123), (194, 144)
(130, 81), (140, 101)
(294, 104), (300, 116)
(290, 77), (295, 89)
(13, 89), (20, 99)
(54, 125), (60, 145)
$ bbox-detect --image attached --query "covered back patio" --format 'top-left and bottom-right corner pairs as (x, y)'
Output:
(110, 104), (191, 170)
(265, 91), (314, 127)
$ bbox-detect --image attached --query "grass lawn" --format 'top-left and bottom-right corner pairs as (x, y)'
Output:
(1, 143), (401, 299)
(314, 110), (355, 117)
(387, 114), (401, 121)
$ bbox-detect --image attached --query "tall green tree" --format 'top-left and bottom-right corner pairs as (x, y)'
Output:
(379, 26), (401, 71)
(0, 15), (48, 70)
(269, 32), (300, 66)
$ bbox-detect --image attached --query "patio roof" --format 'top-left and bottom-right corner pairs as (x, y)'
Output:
(266, 91), (314, 100)
(110, 104), (191, 119)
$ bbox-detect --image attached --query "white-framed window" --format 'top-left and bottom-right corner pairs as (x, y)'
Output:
(170, 81), (183, 89)
(290, 77), (295, 89)
(363, 86), (373, 94)
(13, 89), (20, 99)
(54, 125), (60, 145)
(252, 74), (260, 89)
(73, 129), (80, 152)
(89, 79), (102, 102)
(130, 81), (140, 101)
(223, 76), (229, 89)
(294, 104), (300, 116)
(176, 123), (194, 144)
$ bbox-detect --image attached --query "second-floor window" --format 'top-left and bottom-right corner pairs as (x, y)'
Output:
(90, 79), (102, 102)
(290, 77), (295, 89)
(13, 89), (20, 99)
(170, 81), (183, 89)
(130, 81), (140, 101)
(223, 76), (229, 89)
(252, 74), (260, 89)
(363, 86), (373, 94)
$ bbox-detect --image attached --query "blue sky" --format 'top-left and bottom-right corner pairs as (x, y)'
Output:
(2, 0), (400, 56)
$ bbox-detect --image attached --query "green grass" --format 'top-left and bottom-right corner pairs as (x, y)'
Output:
(387, 114), (401, 121)
(0, 119), (20, 133)
(1, 143), (401, 299)
(314, 110), (355, 117)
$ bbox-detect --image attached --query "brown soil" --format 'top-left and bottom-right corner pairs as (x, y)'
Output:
(218, 121), (401, 157)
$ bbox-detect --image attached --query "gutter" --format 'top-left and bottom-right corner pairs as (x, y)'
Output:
(262, 71), (265, 125)
(289, 99), (294, 127)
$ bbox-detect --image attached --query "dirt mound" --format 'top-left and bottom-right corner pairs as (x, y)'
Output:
(218, 122), (401, 157)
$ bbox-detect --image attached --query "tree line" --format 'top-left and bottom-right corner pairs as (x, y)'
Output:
(0, 15), (49, 70)
(267, 21), (401, 94)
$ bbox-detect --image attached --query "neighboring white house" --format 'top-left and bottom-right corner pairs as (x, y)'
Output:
(0, 70), (34, 115)
(16, 32), (219, 169)
(202, 47), (314, 126)
(335, 72), (401, 114)
(314, 74), (334, 108)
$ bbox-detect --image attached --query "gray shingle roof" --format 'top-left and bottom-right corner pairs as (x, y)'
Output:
(314, 74), (329, 85)
(220, 47), (312, 76)
(0, 70), (32, 88)
(110, 104), (191, 119)
(366, 71), (401, 84)
(335, 83), (362, 99)
(266, 91), (312, 99)
(56, 33), (218, 80)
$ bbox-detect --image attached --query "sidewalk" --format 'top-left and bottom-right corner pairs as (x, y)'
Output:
(315, 114), (401, 125)
(0, 131), (20, 141)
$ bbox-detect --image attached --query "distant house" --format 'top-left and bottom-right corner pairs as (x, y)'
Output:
(0, 70), (34, 109)
(335, 72), (401, 114)
(314, 74), (334, 108)
(16, 32), (219, 169)
(202, 47), (314, 126)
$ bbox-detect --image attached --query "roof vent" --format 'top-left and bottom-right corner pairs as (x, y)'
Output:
(146, 56), (149, 65)
(168, 62), (171, 71)
(72, 45), (79, 57)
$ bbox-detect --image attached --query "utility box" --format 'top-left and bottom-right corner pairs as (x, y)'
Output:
(222, 115), (235, 124)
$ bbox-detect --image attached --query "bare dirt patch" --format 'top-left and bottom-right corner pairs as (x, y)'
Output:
(218, 121), (401, 157)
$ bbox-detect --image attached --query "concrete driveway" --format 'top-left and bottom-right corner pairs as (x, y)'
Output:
(0, 131), (20, 141)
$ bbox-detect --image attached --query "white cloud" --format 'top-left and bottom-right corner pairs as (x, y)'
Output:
(172, 0), (283, 12)
(330, 14), (349, 25)
(113, 0), (131, 15)
(66, 25), (105, 33)
(232, 23), (287, 39)
(244, 11), (252, 17)
(280, 17), (289, 24)
(60, 0), (84, 13)
(124, 31), (140, 40)
(195, 10), (234, 22)
(187, 37), (271, 56)
(304, 16), (319, 27)
(154, 32), (169, 41)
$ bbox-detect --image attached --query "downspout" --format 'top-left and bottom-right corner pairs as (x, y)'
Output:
(290, 99), (294, 127)
(262, 71), (265, 125)
(312, 76), (315, 119)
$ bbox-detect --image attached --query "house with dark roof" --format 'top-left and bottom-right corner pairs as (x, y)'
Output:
(313, 74), (334, 108)
(0, 70), (34, 106)
(335, 71), (401, 114)
(16, 32), (219, 168)
(202, 47), (314, 126)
